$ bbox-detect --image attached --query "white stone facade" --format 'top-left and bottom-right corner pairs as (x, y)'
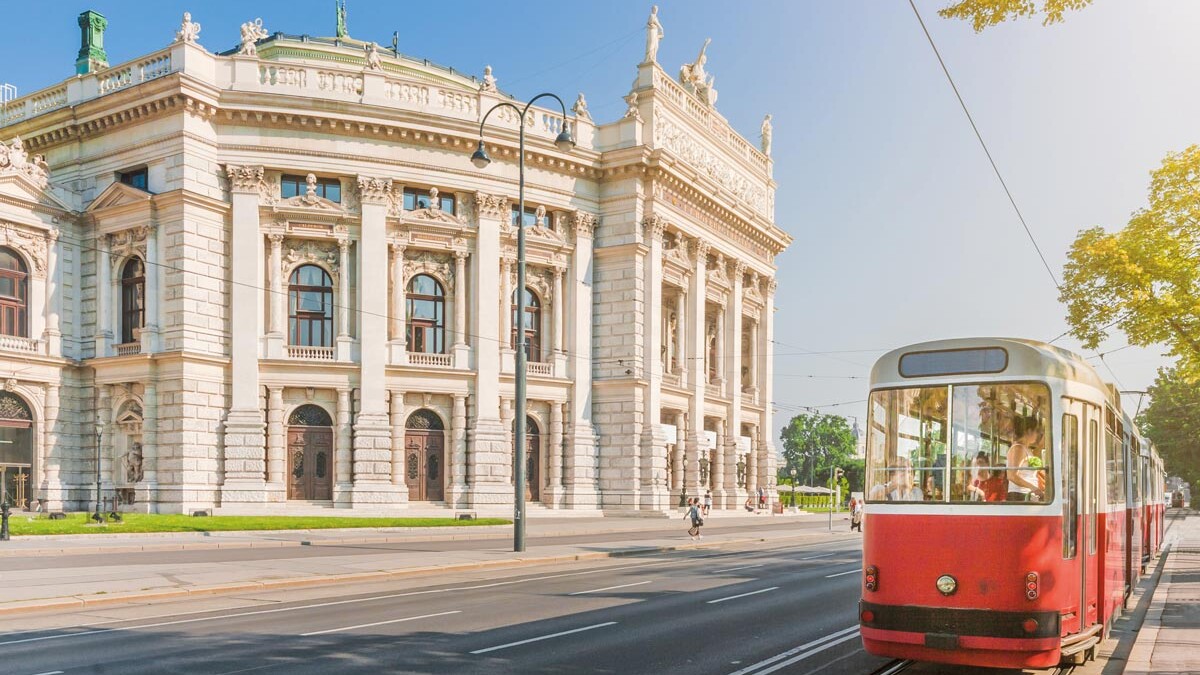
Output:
(0, 16), (790, 514)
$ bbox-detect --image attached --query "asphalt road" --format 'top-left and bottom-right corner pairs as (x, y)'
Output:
(0, 536), (895, 675)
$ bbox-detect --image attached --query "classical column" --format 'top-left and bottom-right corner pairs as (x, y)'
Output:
(466, 192), (512, 507)
(722, 260), (745, 508)
(499, 259), (512, 348)
(352, 176), (402, 505)
(746, 431), (759, 498)
(97, 384), (113, 492)
(390, 390), (405, 485)
(220, 165), (267, 505)
(749, 319), (760, 396)
(141, 223), (160, 353)
(672, 411), (685, 503)
(551, 265), (566, 374)
(266, 387), (285, 493)
(547, 400), (564, 506)
(674, 286), (686, 380)
(334, 388), (352, 506)
(39, 383), (63, 510)
(639, 214), (668, 511)
(685, 239), (709, 498)
(141, 376), (159, 508)
(500, 397), (514, 485)
(453, 250), (467, 348)
(564, 210), (600, 508)
(716, 305), (726, 390)
(759, 279), (778, 491)
(448, 393), (468, 506)
(268, 233), (284, 330)
(713, 418), (726, 504)
(43, 229), (62, 356)
(390, 240), (406, 345)
(95, 234), (113, 356)
(335, 235), (352, 361)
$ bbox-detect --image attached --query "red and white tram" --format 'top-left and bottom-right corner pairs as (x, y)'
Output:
(858, 338), (1165, 669)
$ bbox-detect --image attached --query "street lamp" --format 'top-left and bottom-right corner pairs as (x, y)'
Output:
(789, 467), (797, 510)
(472, 92), (573, 553)
(93, 419), (103, 523)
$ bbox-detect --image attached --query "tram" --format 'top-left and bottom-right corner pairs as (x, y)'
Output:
(858, 338), (1165, 669)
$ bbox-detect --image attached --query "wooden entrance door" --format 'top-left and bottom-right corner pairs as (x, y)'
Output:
(287, 427), (333, 501)
(525, 421), (541, 502)
(404, 430), (445, 501)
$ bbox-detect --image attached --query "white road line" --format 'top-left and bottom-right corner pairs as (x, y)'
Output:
(706, 586), (779, 604)
(745, 632), (860, 674)
(30, 671), (65, 675)
(469, 621), (617, 655)
(567, 580), (652, 596)
(798, 552), (840, 561)
(711, 564), (765, 574)
(728, 625), (859, 675)
(300, 610), (461, 636)
(824, 567), (862, 578)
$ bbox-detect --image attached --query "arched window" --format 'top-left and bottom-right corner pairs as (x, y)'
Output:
(120, 257), (145, 344)
(406, 274), (445, 354)
(288, 265), (333, 347)
(0, 248), (28, 338)
(511, 287), (541, 362)
(288, 404), (333, 427)
(405, 409), (445, 430)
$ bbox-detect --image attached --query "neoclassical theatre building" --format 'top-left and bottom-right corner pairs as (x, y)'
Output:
(0, 9), (790, 514)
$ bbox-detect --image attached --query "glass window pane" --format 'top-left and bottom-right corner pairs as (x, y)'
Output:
(403, 191), (416, 211)
(440, 195), (455, 214)
(321, 180), (341, 203)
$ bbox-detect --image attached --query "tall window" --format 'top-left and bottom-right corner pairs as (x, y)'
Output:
(403, 188), (455, 214)
(0, 248), (28, 338)
(281, 174), (341, 202)
(120, 257), (145, 344)
(288, 265), (334, 347)
(511, 287), (541, 362)
(406, 274), (445, 354)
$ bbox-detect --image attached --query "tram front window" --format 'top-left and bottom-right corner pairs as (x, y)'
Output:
(866, 383), (1052, 505)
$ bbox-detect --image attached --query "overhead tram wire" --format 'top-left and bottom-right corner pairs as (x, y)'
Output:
(907, 0), (1131, 392)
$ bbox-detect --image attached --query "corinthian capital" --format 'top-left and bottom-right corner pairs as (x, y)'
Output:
(731, 259), (747, 279)
(695, 239), (711, 261)
(224, 164), (265, 194)
(473, 191), (511, 220)
(356, 175), (393, 205)
(642, 214), (667, 242)
(572, 210), (598, 237)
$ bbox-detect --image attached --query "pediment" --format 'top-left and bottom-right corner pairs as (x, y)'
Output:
(86, 182), (152, 213)
(0, 172), (72, 212)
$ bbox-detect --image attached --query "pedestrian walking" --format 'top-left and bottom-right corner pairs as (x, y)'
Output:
(851, 497), (864, 532)
(703, 490), (713, 516)
(757, 485), (765, 510)
(685, 498), (704, 540)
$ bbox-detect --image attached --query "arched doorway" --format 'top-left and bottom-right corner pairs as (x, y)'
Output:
(525, 416), (541, 502)
(286, 404), (333, 501)
(405, 410), (445, 501)
(0, 392), (32, 508)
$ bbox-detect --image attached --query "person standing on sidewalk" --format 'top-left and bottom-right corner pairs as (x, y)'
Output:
(850, 498), (863, 532)
(703, 490), (713, 516)
(685, 498), (704, 540)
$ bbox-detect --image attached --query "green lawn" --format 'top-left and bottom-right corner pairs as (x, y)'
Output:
(5, 513), (510, 536)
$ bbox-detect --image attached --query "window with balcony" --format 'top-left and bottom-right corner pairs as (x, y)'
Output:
(120, 257), (145, 344)
(402, 188), (455, 214)
(288, 265), (334, 347)
(281, 174), (341, 203)
(406, 274), (445, 354)
(0, 248), (28, 338)
(511, 287), (542, 362)
(118, 167), (149, 192)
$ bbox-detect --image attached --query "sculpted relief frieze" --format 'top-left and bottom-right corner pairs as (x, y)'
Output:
(108, 226), (149, 268)
(283, 238), (340, 279)
(403, 249), (454, 289)
(652, 109), (768, 217)
(1, 223), (48, 277)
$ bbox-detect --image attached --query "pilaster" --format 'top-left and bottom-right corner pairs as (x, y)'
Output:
(266, 386), (285, 500)
(723, 259), (745, 508)
(563, 210), (600, 508)
(639, 214), (669, 512)
(684, 239), (709, 499)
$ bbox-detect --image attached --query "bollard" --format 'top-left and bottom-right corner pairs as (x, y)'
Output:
(0, 501), (10, 541)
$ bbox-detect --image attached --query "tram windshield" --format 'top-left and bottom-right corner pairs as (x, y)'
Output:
(866, 383), (1052, 505)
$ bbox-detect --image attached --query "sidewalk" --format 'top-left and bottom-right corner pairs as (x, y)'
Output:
(0, 511), (840, 616)
(1125, 509), (1200, 674)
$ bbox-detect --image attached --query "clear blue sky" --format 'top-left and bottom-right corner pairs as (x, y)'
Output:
(2, 1), (1191, 428)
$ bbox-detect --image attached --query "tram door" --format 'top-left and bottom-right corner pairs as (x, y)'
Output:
(1082, 402), (1101, 628)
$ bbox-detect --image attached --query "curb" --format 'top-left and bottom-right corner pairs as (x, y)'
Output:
(1124, 544), (1170, 675)
(0, 532), (818, 617)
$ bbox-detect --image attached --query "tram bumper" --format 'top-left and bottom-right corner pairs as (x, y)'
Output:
(859, 601), (1061, 669)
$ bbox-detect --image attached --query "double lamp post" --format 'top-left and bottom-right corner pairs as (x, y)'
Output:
(471, 93), (574, 553)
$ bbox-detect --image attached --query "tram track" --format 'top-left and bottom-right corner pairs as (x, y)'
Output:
(868, 660), (912, 674)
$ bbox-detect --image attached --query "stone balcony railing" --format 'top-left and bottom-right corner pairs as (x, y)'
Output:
(705, 382), (723, 399)
(661, 370), (681, 388)
(115, 342), (142, 356)
(286, 345), (336, 361)
(407, 352), (452, 367)
(527, 361), (552, 377)
(0, 335), (42, 355)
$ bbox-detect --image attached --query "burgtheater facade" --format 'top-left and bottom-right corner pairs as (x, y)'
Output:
(0, 9), (790, 514)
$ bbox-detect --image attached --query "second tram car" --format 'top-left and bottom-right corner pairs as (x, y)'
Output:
(859, 338), (1164, 669)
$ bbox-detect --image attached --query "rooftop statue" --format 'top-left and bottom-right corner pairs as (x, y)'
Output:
(572, 92), (592, 122)
(760, 114), (773, 156)
(480, 65), (498, 93)
(335, 0), (348, 39)
(645, 5), (664, 64)
(365, 42), (382, 70)
(623, 91), (643, 122)
(175, 11), (201, 44)
(0, 136), (50, 190)
(239, 18), (268, 56)
(679, 38), (718, 107)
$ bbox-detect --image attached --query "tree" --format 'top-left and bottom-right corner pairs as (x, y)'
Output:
(937, 0), (1093, 32)
(1059, 147), (1200, 384)
(779, 413), (857, 486)
(1139, 366), (1200, 486)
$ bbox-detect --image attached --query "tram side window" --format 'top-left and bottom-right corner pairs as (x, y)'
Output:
(1062, 413), (1078, 559)
(866, 387), (947, 502)
(1105, 411), (1126, 505)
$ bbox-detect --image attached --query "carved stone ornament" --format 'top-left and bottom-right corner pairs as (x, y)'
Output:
(707, 253), (730, 286)
(0, 223), (48, 277)
(642, 214), (667, 242)
(678, 38), (718, 107)
(744, 272), (764, 305)
(645, 5), (664, 64)
(238, 18), (268, 56)
(225, 164), (265, 194)
(0, 136), (50, 191)
(108, 226), (149, 268)
(364, 42), (383, 71)
(730, 259), (747, 283)
(395, 186), (463, 224)
(662, 232), (692, 269)
(283, 238), (340, 279)
(403, 249), (454, 289)
(473, 192), (510, 221)
(760, 113), (773, 157)
(3, 378), (15, 392)
(279, 173), (340, 211)
(694, 239), (711, 262)
(356, 175), (392, 205)
(766, 278), (778, 294)
(571, 210), (597, 237)
(175, 12), (201, 44)
(623, 91), (643, 122)
(480, 65), (498, 93)
(572, 92), (592, 122)
(652, 109), (769, 217)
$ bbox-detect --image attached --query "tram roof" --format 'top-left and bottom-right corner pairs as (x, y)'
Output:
(870, 337), (1110, 393)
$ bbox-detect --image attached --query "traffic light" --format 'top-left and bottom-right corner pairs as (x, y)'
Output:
(835, 467), (845, 480)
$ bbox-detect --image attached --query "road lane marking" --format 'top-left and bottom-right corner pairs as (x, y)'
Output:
(711, 564), (765, 574)
(469, 621), (617, 654)
(706, 586), (779, 604)
(300, 610), (461, 636)
(824, 567), (862, 578)
(567, 581), (652, 596)
(728, 625), (859, 675)
(798, 552), (839, 560)
(30, 671), (64, 675)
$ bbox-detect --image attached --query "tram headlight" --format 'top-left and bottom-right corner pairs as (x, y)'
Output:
(935, 574), (957, 596)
